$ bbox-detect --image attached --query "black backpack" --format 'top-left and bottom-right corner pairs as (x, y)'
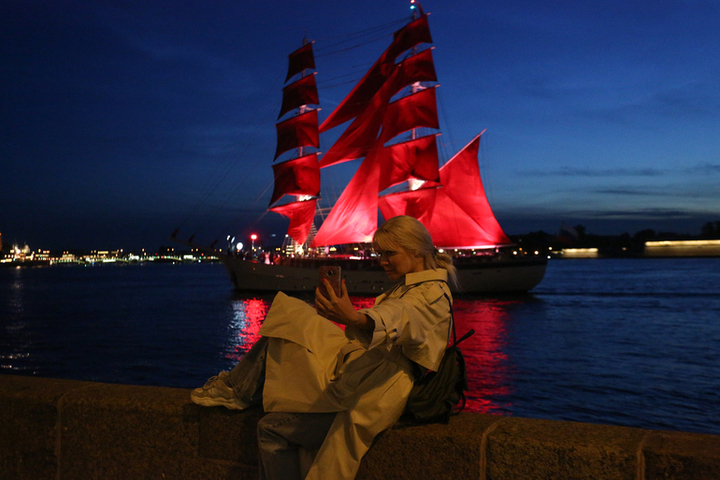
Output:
(402, 293), (474, 424)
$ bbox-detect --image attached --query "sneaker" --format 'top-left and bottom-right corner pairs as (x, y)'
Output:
(191, 371), (250, 410)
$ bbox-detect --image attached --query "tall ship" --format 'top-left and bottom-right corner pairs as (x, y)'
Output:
(216, 5), (547, 295)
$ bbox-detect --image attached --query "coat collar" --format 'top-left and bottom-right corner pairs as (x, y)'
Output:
(375, 268), (449, 304)
(404, 268), (448, 286)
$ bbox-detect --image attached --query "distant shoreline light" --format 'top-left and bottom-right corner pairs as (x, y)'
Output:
(645, 240), (720, 247)
(560, 248), (599, 258)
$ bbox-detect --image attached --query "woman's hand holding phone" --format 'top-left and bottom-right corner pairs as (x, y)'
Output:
(315, 273), (373, 331)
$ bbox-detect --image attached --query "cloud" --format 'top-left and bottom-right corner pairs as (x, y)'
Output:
(522, 162), (720, 180)
(592, 183), (718, 200)
(584, 81), (720, 125)
(524, 166), (666, 177)
(647, 83), (720, 118)
(592, 188), (660, 196)
(587, 208), (697, 220)
(691, 163), (720, 174)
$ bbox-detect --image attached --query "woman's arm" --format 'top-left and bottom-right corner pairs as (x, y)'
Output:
(316, 279), (375, 331)
(357, 282), (452, 370)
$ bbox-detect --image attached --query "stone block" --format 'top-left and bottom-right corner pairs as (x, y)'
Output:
(486, 417), (647, 480)
(644, 430), (720, 480)
(57, 382), (202, 479)
(0, 374), (91, 480)
(197, 405), (263, 466)
(357, 412), (503, 480)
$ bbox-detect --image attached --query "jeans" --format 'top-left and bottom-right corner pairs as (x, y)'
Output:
(227, 336), (268, 407)
(257, 411), (337, 480)
(226, 337), (337, 479)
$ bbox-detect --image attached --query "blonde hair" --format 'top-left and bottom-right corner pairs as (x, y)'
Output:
(373, 215), (459, 290)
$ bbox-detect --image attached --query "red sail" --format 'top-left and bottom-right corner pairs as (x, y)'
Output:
(274, 110), (319, 160)
(378, 132), (511, 248)
(269, 153), (320, 206)
(311, 148), (382, 247)
(388, 13), (432, 60)
(378, 187), (439, 236)
(378, 187), (435, 222)
(440, 132), (511, 246)
(387, 47), (437, 94)
(378, 187), (490, 248)
(319, 49), (438, 168)
(319, 15), (432, 133)
(378, 135), (440, 191)
(286, 43), (315, 82)
(269, 199), (317, 246)
(380, 86), (438, 143)
(318, 91), (389, 168)
(278, 74), (319, 119)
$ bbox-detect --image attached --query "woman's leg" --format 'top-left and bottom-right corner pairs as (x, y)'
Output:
(227, 336), (268, 405)
(257, 412), (337, 480)
(191, 337), (268, 410)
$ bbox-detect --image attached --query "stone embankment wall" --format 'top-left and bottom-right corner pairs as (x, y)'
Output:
(2, 374), (719, 479)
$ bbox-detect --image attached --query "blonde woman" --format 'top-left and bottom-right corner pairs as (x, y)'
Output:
(192, 216), (457, 479)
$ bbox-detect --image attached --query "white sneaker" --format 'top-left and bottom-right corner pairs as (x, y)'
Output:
(190, 371), (250, 410)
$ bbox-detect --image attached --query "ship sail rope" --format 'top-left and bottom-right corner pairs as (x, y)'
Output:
(171, 18), (417, 250)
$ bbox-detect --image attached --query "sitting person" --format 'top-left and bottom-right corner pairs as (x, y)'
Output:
(191, 215), (458, 480)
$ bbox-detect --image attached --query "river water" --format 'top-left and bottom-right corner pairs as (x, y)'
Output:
(1, 258), (718, 435)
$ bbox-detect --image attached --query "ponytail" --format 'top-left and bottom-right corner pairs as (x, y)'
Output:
(425, 248), (459, 291)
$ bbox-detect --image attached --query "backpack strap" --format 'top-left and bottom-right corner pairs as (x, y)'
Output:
(443, 294), (473, 417)
(442, 292), (474, 347)
(396, 279), (475, 348)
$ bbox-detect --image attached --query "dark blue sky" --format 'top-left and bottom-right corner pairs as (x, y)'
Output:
(2, 0), (719, 251)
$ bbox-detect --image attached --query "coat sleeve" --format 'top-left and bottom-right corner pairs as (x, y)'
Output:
(352, 281), (452, 371)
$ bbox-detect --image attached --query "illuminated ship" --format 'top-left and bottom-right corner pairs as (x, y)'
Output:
(220, 5), (546, 295)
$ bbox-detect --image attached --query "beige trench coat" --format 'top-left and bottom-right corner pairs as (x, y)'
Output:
(258, 268), (453, 480)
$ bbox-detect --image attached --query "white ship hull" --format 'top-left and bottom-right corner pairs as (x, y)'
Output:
(221, 255), (547, 295)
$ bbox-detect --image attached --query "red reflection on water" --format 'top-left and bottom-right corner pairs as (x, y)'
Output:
(454, 298), (520, 415)
(350, 297), (376, 309)
(226, 295), (371, 359)
(225, 296), (271, 362)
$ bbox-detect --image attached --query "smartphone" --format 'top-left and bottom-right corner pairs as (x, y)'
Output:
(318, 266), (342, 297)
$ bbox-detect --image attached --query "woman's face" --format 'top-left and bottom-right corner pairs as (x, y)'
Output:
(374, 243), (425, 281)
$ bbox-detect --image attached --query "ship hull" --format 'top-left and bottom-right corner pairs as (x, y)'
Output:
(220, 255), (547, 295)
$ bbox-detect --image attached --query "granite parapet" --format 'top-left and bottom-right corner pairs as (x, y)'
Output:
(1, 374), (719, 479)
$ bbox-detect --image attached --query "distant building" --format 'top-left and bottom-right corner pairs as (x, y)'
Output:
(645, 240), (720, 257)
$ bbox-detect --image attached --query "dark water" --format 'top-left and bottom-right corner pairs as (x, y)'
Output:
(2, 258), (719, 435)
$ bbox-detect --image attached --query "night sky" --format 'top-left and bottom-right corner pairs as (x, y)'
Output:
(2, 0), (719, 251)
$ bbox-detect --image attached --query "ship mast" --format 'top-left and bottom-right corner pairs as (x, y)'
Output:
(298, 37), (311, 160)
(410, 0), (423, 20)
(267, 41), (321, 250)
(310, 10), (439, 247)
(409, 0), (425, 189)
